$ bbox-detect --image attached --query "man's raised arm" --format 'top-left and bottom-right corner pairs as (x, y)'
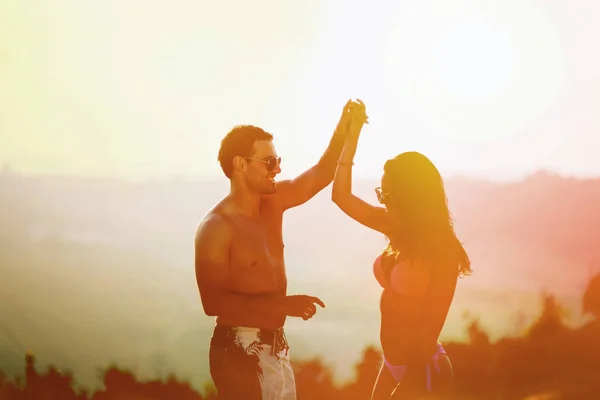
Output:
(276, 99), (362, 210)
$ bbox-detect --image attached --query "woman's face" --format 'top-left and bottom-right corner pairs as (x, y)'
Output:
(381, 171), (393, 194)
(379, 171), (397, 213)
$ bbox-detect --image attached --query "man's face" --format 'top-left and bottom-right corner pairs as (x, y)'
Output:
(244, 140), (281, 194)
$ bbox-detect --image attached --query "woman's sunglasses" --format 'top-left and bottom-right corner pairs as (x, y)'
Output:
(245, 156), (282, 171)
(375, 187), (392, 204)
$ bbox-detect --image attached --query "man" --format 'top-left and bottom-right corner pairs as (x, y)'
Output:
(194, 100), (365, 399)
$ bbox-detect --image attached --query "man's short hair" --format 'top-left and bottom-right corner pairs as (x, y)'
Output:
(218, 125), (273, 178)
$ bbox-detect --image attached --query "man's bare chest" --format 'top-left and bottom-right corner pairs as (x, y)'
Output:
(228, 215), (285, 272)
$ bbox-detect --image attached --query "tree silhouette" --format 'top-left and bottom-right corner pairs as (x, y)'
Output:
(294, 357), (339, 399)
(527, 293), (570, 341)
(340, 346), (382, 399)
(583, 271), (600, 319)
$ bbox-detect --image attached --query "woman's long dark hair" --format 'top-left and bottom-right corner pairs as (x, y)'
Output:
(382, 152), (471, 277)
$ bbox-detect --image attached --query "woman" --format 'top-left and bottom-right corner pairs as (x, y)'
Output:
(332, 101), (471, 399)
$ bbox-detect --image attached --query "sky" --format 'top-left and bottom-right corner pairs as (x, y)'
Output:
(1, 0), (599, 181)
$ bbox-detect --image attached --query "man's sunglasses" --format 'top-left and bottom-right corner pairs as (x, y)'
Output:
(244, 156), (282, 171)
(375, 187), (392, 204)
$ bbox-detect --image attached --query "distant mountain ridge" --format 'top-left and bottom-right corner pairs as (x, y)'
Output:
(2, 169), (599, 280)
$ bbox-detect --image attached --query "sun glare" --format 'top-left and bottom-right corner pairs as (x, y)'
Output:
(382, 1), (565, 144)
(0, 0), (577, 179)
(434, 19), (514, 99)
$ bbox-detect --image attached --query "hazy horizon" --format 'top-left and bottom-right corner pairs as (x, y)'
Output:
(2, 162), (600, 184)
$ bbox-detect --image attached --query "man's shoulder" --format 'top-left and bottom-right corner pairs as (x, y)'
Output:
(195, 208), (234, 243)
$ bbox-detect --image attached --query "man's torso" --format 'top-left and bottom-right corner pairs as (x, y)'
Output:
(212, 194), (288, 329)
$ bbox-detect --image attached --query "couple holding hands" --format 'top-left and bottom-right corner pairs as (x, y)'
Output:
(195, 99), (470, 399)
